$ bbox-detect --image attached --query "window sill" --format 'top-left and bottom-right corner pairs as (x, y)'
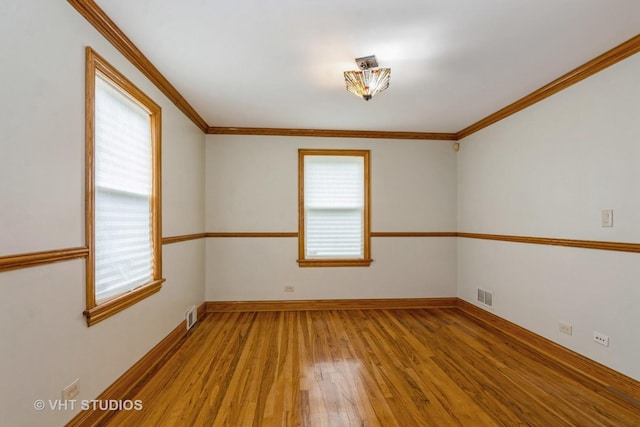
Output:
(84, 278), (165, 326)
(297, 259), (372, 268)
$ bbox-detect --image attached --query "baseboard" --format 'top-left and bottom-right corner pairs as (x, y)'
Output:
(65, 301), (206, 426)
(65, 298), (640, 426)
(197, 301), (207, 320)
(456, 298), (640, 407)
(205, 297), (458, 312)
(206, 296), (639, 405)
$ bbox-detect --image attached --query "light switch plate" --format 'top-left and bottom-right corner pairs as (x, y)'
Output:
(601, 209), (613, 227)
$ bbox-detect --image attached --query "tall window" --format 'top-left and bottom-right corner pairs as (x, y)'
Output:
(298, 149), (371, 267)
(84, 47), (164, 326)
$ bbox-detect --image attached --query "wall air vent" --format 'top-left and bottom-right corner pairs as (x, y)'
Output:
(477, 288), (494, 309)
(186, 305), (197, 330)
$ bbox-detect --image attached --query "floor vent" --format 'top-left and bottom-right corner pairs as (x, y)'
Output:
(186, 306), (197, 330)
(477, 288), (494, 308)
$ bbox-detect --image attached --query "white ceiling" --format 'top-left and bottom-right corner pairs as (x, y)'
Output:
(95, 0), (640, 133)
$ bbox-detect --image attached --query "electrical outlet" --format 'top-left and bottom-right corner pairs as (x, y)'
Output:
(559, 322), (572, 335)
(593, 331), (609, 347)
(284, 285), (295, 292)
(62, 378), (80, 400)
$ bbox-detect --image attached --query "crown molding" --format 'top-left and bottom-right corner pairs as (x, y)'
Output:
(68, 2), (639, 141)
(207, 126), (458, 141)
(67, 0), (208, 132)
(456, 33), (640, 139)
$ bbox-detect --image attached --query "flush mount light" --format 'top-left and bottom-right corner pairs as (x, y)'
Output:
(344, 55), (391, 101)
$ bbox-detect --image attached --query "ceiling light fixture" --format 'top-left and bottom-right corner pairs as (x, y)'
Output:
(344, 55), (390, 101)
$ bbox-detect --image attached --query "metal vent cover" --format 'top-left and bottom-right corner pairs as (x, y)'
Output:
(477, 288), (494, 308)
(186, 306), (197, 330)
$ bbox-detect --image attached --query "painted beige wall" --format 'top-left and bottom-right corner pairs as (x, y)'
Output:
(205, 135), (458, 301)
(457, 52), (640, 381)
(0, 1), (206, 425)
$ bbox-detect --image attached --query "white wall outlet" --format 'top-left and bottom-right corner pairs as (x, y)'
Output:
(559, 322), (572, 335)
(593, 331), (609, 347)
(601, 209), (613, 227)
(284, 285), (295, 292)
(62, 378), (80, 401)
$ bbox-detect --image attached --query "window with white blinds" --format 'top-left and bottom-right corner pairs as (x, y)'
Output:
(94, 75), (153, 303)
(298, 149), (371, 267)
(84, 47), (163, 326)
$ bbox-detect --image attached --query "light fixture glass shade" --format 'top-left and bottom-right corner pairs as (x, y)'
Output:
(344, 68), (391, 101)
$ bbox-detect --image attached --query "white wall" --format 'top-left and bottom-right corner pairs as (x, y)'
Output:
(205, 135), (458, 301)
(0, 1), (206, 425)
(457, 52), (640, 381)
(4, 3), (639, 425)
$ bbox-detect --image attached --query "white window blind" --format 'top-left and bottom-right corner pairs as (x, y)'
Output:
(94, 75), (153, 303)
(304, 155), (364, 259)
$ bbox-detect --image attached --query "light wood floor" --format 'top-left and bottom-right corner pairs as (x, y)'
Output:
(104, 308), (640, 426)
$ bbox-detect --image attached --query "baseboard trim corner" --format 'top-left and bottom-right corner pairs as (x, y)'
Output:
(65, 301), (206, 426)
(455, 298), (640, 406)
(65, 297), (640, 426)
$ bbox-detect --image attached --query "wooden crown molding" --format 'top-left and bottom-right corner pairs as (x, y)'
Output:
(68, 1), (639, 141)
(0, 247), (88, 272)
(67, 0), (208, 132)
(209, 30), (639, 141)
(457, 33), (640, 139)
(207, 126), (458, 141)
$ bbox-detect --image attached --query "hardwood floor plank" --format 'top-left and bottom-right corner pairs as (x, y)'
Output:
(103, 308), (640, 426)
(413, 310), (604, 425)
(363, 310), (497, 426)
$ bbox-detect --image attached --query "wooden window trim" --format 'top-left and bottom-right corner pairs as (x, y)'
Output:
(297, 149), (372, 267)
(84, 47), (164, 326)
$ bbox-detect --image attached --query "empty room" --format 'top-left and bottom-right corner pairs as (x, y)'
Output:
(2, 1), (640, 425)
